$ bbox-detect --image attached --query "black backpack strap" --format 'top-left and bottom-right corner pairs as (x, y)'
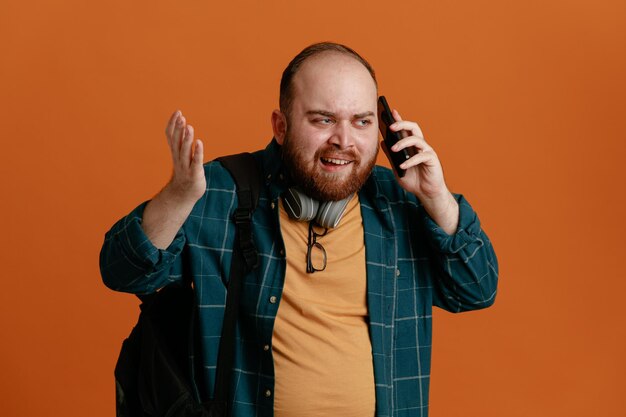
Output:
(207, 152), (262, 410)
(218, 153), (262, 270)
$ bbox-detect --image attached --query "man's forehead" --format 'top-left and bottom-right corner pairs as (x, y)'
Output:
(295, 94), (377, 118)
(291, 53), (377, 113)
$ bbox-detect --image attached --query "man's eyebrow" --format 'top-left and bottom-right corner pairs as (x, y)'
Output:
(306, 110), (336, 117)
(305, 110), (375, 119)
(353, 111), (375, 119)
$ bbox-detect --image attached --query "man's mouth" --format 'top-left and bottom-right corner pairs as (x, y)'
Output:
(320, 157), (352, 166)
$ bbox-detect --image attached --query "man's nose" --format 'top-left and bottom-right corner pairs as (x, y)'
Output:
(328, 122), (354, 149)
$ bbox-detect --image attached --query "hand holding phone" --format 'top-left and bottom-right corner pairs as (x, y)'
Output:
(377, 96), (416, 178)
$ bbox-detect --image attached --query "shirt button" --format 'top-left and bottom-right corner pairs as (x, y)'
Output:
(267, 174), (272, 180)
(269, 296), (277, 304)
(263, 344), (270, 351)
(271, 202), (276, 210)
(396, 269), (401, 277)
(265, 389), (272, 397)
(279, 249), (285, 256)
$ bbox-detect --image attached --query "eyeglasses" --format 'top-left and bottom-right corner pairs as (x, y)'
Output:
(306, 221), (328, 273)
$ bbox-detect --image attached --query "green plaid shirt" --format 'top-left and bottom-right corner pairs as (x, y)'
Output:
(100, 139), (498, 417)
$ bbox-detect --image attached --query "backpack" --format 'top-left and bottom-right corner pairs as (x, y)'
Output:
(114, 153), (262, 417)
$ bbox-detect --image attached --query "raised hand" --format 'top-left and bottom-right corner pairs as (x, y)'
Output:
(385, 109), (459, 234)
(141, 110), (206, 249)
(164, 110), (206, 205)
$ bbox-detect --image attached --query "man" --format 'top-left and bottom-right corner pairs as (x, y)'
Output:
(101, 42), (498, 417)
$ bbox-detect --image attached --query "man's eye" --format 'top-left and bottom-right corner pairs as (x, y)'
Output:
(356, 119), (372, 127)
(316, 118), (333, 125)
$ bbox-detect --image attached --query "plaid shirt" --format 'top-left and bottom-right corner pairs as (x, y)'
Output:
(100, 139), (498, 417)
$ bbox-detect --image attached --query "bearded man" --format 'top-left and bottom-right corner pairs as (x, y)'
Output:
(101, 42), (498, 417)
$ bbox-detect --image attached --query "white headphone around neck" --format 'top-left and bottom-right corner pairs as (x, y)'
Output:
(282, 188), (353, 229)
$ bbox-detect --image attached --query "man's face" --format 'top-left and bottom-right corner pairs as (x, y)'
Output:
(278, 52), (379, 201)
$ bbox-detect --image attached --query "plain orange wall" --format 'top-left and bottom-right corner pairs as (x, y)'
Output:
(1, 0), (624, 416)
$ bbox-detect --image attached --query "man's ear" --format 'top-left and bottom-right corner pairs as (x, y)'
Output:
(271, 110), (287, 145)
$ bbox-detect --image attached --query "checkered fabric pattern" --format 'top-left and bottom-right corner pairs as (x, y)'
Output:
(100, 139), (498, 417)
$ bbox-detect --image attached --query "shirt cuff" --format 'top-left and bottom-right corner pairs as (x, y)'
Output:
(421, 194), (482, 254)
(117, 201), (186, 268)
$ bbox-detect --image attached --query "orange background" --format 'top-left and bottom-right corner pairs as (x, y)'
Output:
(1, 0), (624, 416)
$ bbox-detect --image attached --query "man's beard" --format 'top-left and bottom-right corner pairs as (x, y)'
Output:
(281, 131), (378, 201)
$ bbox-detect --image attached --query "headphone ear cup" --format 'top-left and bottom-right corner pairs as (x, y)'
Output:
(316, 197), (352, 229)
(282, 188), (353, 228)
(283, 188), (319, 222)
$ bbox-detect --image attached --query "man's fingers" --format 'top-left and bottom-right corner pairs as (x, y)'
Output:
(389, 111), (427, 150)
(180, 125), (195, 167)
(165, 110), (181, 145)
(392, 135), (432, 154)
(399, 150), (435, 170)
(192, 139), (204, 166)
(391, 119), (424, 137)
(171, 115), (186, 161)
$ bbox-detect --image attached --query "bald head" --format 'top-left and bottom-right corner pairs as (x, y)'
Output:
(289, 52), (378, 121)
(279, 42), (377, 117)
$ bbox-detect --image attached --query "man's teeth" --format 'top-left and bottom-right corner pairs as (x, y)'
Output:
(321, 157), (350, 165)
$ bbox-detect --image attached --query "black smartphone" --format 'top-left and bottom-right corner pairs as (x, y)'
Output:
(377, 96), (415, 178)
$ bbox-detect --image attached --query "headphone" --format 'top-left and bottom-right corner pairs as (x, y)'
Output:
(282, 188), (353, 229)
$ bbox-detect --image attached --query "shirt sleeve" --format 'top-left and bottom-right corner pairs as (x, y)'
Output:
(99, 201), (186, 294)
(420, 193), (499, 313)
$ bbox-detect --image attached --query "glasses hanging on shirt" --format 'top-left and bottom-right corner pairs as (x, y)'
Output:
(306, 221), (328, 273)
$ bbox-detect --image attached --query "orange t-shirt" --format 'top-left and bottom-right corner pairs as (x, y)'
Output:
(272, 194), (375, 417)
